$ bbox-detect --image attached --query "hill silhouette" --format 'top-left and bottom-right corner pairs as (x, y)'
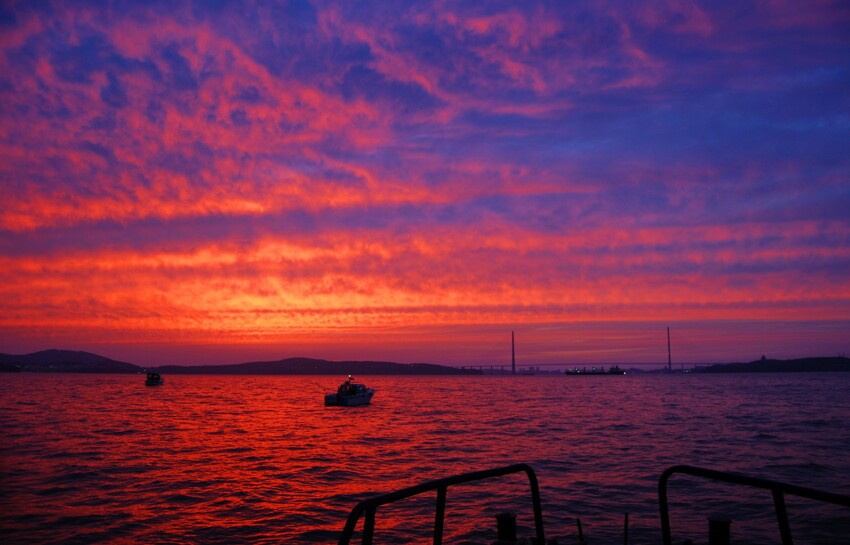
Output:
(0, 350), (480, 375)
(155, 357), (479, 375)
(696, 356), (850, 373)
(3, 350), (846, 375)
(0, 349), (141, 373)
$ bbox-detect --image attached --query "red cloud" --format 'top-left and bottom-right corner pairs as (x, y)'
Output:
(1, 1), (847, 364)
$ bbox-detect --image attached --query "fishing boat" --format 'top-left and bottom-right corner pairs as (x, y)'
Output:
(325, 375), (374, 406)
(145, 372), (164, 386)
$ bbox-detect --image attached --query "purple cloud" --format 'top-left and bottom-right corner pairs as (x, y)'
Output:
(0, 0), (848, 364)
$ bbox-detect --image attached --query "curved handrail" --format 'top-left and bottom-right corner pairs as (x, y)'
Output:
(659, 464), (850, 545)
(338, 463), (545, 545)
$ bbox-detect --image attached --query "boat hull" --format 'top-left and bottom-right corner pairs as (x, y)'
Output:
(324, 391), (374, 406)
(325, 377), (374, 406)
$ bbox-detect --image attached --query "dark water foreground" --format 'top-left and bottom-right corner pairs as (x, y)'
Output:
(1, 373), (848, 544)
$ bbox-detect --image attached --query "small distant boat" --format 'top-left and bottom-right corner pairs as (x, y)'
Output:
(325, 376), (374, 406)
(565, 365), (625, 376)
(145, 372), (164, 386)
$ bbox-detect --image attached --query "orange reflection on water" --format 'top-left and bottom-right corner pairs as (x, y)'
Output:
(3, 373), (849, 543)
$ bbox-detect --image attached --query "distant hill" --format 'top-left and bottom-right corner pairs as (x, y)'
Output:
(696, 356), (850, 373)
(8, 350), (844, 376)
(154, 357), (481, 375)
(0, 349), (142, 373)
(0, 361), (22, 372)
(0, 350), (480, 375)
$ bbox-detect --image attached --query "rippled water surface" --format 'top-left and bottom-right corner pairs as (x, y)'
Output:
(1, 373), (848, 544)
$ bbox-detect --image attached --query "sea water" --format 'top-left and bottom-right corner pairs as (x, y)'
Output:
(1, 373), (848, 544)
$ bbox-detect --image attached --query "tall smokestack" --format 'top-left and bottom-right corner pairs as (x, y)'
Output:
(512, 331), (516, 375)
(667, 327), (672, 371)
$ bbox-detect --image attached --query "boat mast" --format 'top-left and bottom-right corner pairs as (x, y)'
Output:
(667, 327), (672, 371)
(512, 331), (516, 375)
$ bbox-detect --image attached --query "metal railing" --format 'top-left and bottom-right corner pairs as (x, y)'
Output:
(337, 463), (545, 545)
(659, 464), (850, 545)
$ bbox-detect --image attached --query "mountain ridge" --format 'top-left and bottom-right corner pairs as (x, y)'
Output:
(0, 349), (141, 373)
(695, 356), (850, 373)
(0, 349), (481, 375)
(2, 350), (848, 375)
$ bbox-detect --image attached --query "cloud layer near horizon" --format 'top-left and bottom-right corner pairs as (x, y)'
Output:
(1, 1), (849, 364)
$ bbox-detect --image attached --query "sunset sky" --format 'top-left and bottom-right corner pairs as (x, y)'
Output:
(1, 1), (848, 367)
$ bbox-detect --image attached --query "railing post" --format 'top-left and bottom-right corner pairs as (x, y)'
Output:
(434, 485), (447, 545)
(362, 507), (376, 545)
(773, 489), (794, 545)
(338, 503), (365, 545)
(525, 465), (546, 544)
(708, 516), (731, 545)
(659, 468), (673, 545)
(496, 512), (517, 543)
